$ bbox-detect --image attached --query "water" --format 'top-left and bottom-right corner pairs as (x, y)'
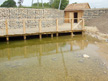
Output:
(0, 35), (108, 81)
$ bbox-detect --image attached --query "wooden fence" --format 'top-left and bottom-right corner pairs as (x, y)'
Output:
(0, 18), (85, 41)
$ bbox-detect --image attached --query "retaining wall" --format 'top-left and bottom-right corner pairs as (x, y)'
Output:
(83, 8), (108, 23)
(0, 8), (64, 28)
(0, 8), (64, 19)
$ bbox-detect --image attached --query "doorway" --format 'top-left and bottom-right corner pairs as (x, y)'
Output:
(74, 12), (78, 23)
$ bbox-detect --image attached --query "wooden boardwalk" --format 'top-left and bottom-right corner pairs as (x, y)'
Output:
(0, 18), (85, 41)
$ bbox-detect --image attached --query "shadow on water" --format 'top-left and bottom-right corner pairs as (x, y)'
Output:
(0, 35), (108, 81)
(0, 32), (82, 42)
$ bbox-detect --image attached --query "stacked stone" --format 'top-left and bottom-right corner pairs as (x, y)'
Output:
(26, 20), (39, 28)
(41, 19), (56, 28)
(27, 9), (36, 19)
(8, 20), (23, 29)
(0, 8), (9, 19)
(9, 8), (18, 19)
(0, 8), (9, 29)
(35, 9), (44, 19)
(83, 8), (108, 22)
(0, 8), (64, 29)
(18, 8), (27, 19)
(0, 20), (5, 29)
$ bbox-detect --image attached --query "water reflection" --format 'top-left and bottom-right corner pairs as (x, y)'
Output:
(0, 35), (108, 81)
(0, 35), (88, 61)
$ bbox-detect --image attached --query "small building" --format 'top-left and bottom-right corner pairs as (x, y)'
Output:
(64, 3), (90, 23)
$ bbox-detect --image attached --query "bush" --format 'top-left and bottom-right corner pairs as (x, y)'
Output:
(1, 0), (16, 7)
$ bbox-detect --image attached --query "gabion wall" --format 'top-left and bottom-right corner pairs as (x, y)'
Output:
(83, 8), (108, 23)
(0, 8), (64, 29)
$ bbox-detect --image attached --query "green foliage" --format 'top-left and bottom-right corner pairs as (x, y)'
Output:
(52, 0), (69, 10)
(60, 0), (69, 10)
(31, 0), (68, 10)
(73, 2), (77, 4)
(1, 0), (16, 7)
(18, 0), (23, 7)
(32, 3), (50, 9)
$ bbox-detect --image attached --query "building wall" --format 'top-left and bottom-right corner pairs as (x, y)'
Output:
(83, 8), (108, 23)
(0, 8), (64, 28)
(65, 11), (83, 23)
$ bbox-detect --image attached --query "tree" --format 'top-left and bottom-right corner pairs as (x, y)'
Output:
(49, 0), (54, 5)
(41, 0), (44, 8)
(1, 0), (16, 7)
(37, 0), (39, 7)
(58, 0), (61, 9)
(31, 0), (34, 6)
(52, 0), (69, 10)
(60, 0), (69, 10)
(18, 0), (23, 7)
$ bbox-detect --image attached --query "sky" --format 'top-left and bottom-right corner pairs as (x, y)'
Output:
(0, 0), (108, 8)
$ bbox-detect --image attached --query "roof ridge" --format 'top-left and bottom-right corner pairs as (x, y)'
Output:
(65, 3), (90, 11)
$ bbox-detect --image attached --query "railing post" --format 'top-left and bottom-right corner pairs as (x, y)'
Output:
(39, 19), (42, 39)
(51, 33), (53, 38)
(39, 19), (42, 32)
(56, 19), (58, 37)
(82, 18), (85, 36)
(5, 19), (9, 41)
(71, 19), (73, 30)
(82, 18), (85, 30)
(71, 19), (73, 37)
(23, 19), (26, 40)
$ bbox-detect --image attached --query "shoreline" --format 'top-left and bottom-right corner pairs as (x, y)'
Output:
(85, 26), (108, 42)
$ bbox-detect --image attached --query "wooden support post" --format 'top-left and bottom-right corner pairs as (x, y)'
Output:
(39, 34), (42, 39)
(5, 19), (9, 41)
(23, 19), (26, 40)
(71, 32), (73, 37)
(6, 37), (9, 42)
(71, 19), (73, 37)
(51, 33), (53, 38)
(56, 19), (58, 37)
(23, 36), (26, 40)
(39, 19), (42, 39)
(56, 33), (58, 37)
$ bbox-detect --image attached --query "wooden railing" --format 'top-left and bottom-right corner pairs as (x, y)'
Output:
(0, 18), (85, 41)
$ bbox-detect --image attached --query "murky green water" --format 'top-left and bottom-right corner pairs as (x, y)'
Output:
(0, 35), (108, 81)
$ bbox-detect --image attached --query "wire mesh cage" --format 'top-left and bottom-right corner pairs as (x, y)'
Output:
(8, 19), (23, 35)
(0, 20), (6, 36)
(25, 19), (39, 33)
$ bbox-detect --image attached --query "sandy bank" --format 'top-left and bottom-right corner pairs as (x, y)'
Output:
(85, 26), (108, 42)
